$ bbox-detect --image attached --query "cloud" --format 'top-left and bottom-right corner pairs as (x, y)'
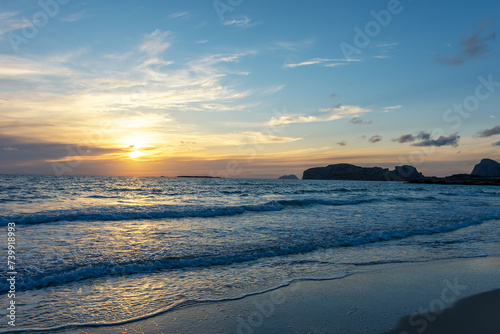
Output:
(236, 132), (301, 144)
(393, 131), (433, 144)
(319, 105), (371, 115)
(284, 57), (360, 68)
(261, 84), (285, 95)
(271, 40), (314, 51)
(376, 42), (399, 48)
(412, 133), (460, 147)
(222, 16), (255, 28)
(0, 11), (31, 35)
(392, 134), (415, 143)
(330, 93), (337, 98)
(0, 46), (257, 149)
(169, 11), (189, 19)
(476, 125), (500, 137)
(373, 42), (398, 59)
(369, 135), (382, 143)
(350, 117), (371, 125)
(0, 54), (76, 77)
(60, 11), (86, 22)
(416, 131), (431, 140)
(0, 134), (121, 167)
(383, 105), (402, 112)
(268, 105), (371, 126)
(492, 141), (500, 146)
(337, 141), (347, 146)
(140, 30), (171, 56)
(435, 20), (496, 65)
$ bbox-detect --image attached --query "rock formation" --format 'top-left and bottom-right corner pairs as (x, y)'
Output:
(471, 158), (500, 177)
(302, 164), (423, 181)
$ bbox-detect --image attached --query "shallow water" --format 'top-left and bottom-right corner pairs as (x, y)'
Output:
(0, 175), (499, 331)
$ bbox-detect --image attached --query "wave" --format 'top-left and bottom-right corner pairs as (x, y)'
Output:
(0, 271), (350, 334)
(2, 214), (498, 293)
(0, 198), (371, 225)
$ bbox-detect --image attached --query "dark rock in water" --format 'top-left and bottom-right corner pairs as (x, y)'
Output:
(302, 163), (423, 181)
(409, 174), (500, 186)
(278, 174), (299, 180)
(471, 158), (500, 177)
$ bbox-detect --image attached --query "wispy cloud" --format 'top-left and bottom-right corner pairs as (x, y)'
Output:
(476, 125), (500, 137)
(222, 16), (256, 28)
(0, 11), (31, 35)
(319, 105), (371, 115)
(169, 11), (189, 19)
(337, 141), (347, 146)
(376, 42), (399, 48)
(382, 105), (402, 112)
(140, 30), (171, 57)
(219, 131), (301, 145)
(0, 39), (258, 153)
(350, 117), (371, 125)
(261, 84), (286, 95)
(435, 20), (496, 65)
(271, 40), (314, 51)
(284, 57), (360, 68)
(369, 135), (382, 143)
(60, 11), (87, 23)
(268, 105), (371, 126)
(373, 42), (398, 59)
(492, 141), (500, 146)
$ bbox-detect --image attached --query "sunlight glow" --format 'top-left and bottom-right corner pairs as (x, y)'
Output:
(128, 150), (145, 159)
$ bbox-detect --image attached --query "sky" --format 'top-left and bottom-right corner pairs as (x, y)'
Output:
(0, 0), (499, 178)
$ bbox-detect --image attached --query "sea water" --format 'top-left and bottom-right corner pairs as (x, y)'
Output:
(0, 175), (499, 331)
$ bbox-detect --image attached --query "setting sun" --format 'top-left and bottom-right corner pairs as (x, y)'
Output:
(128, 150), (145, 159)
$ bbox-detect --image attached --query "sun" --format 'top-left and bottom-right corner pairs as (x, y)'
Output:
(123, 136), (148, 159)
(128, 150), (145, 159)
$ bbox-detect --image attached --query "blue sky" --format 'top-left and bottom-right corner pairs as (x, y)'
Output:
(0, 0), (499, 177)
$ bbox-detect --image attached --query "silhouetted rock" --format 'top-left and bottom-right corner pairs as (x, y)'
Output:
(409, 174), (500, 186)
(278, 174), (299, 180)
(302, 164), (423, 181)
(471, 158), (500, 177)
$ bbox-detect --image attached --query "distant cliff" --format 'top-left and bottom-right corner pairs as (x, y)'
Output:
(471, 158), (500, 177)
(302, 164), (423, 181)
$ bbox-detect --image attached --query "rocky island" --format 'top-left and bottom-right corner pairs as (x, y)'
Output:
(301, 159), (500, 185)
(302, 164), (423, 181)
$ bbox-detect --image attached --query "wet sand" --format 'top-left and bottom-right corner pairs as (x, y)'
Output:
(58, 256), (500, 334)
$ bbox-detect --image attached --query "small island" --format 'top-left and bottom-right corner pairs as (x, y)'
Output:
(177, 176), (222, 178)
(278, 174), (299, 180)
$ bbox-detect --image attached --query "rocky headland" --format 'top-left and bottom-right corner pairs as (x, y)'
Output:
(301, 158), (500, 186)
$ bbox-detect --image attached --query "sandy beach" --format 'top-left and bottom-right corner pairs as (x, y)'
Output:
(54, 256), (500, 334)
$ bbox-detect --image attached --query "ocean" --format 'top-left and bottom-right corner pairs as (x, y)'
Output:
(0, 175), (499, 332)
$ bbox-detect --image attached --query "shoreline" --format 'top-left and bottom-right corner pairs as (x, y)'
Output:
(51, 256), (500, 334)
